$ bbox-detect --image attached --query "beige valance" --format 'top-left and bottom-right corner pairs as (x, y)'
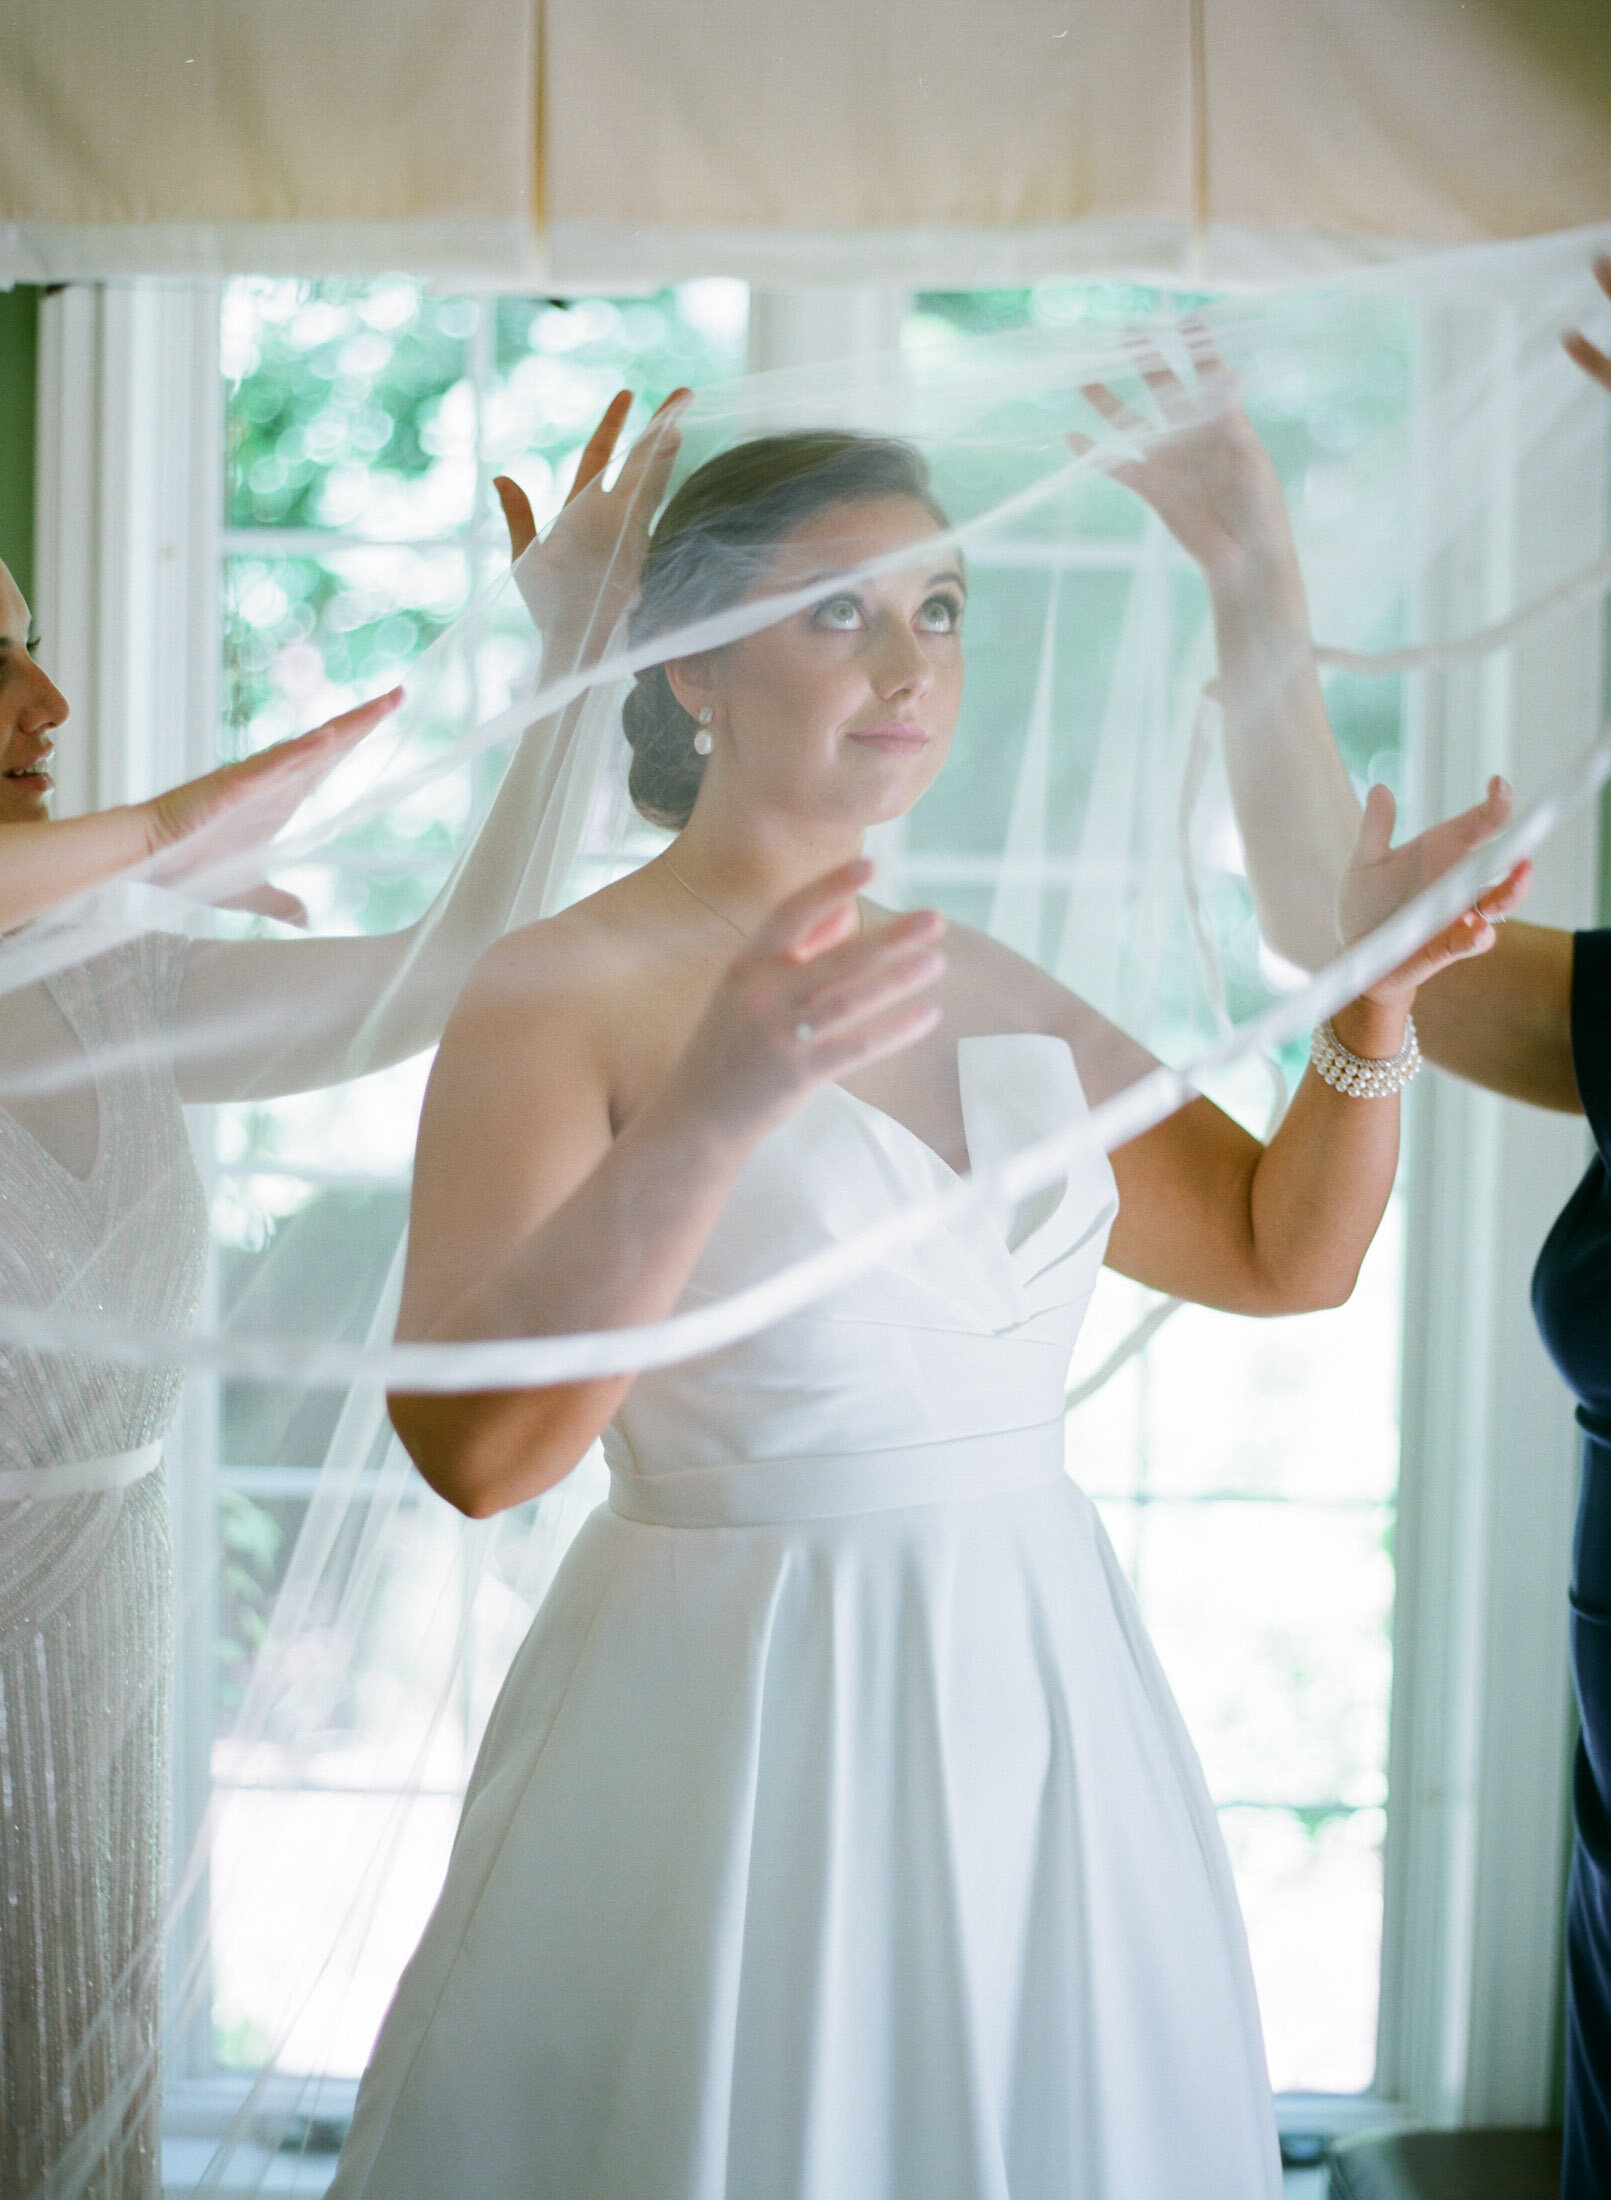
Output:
(3, 0), (1609, 287)
(0, 0), (542, 281)
(545, 0), (1611, 285)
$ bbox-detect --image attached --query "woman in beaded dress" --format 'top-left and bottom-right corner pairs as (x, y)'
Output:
(0, 390), (682, 2199)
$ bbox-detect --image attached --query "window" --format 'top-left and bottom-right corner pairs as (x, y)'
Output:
(890, 286), (1415, 2093)
(198, 279), (752, 2084)
(30, 272), (1598, 2168)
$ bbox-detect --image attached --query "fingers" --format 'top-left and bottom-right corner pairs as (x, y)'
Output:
(795, 936), (948, 1056)
(1122, 333), (1191, 421)
(1563, 328), (1611, 396)
(1354, 782), (1397, 863)
(566, 390), (634, 506)
(810, 993), (945, 1081)
(615, 386), (692, 520)
(212, 883), (311, 927)
(1078, 379), (1151, 441)
(300, 686), (404, 748)
(1384, 859), (1531, 992)
(1181, 317), (1231, 385)
(1475, 857), (1531, 923)
(217, 689), (401, 819)
(1080, 324), (1234, 446)
(787, 913), (947, 1021)
(755, 859), (876, 962)
(270, 687), (403, 770)
(1564, 259), (1611, 390)
(494, 476), (539, 560)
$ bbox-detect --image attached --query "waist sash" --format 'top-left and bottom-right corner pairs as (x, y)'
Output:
(608, 1420), (1067, 1529)
(0, 1441), (163, 1501)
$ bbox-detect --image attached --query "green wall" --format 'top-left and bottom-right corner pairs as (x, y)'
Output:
(0, 286), (40, 607)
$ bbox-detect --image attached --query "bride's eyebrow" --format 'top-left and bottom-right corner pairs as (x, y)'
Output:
(799, 566), (967, 594)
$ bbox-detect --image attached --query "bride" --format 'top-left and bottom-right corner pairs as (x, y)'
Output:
(332, 425), (1518, 2198)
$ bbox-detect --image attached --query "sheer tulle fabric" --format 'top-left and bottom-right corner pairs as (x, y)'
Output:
(2, 225), (1610, 2195)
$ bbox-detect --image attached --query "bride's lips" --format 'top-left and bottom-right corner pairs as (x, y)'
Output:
(845, 722), (929, 756)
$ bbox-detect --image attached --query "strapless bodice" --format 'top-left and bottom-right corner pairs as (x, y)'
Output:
(605, 1034), (1118, 1525)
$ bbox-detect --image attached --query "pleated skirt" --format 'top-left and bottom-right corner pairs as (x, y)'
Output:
(333, 1472), (1281, 2200)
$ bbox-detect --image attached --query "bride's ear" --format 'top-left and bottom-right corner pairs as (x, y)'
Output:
(665, 656), (717, 722)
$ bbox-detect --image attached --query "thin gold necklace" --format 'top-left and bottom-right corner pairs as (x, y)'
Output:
(661, 857), (864, 942)
(663, 856), (750, 940)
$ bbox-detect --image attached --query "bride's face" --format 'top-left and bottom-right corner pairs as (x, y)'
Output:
(674, 495), (965, 831)
(0, 561), (66, 825)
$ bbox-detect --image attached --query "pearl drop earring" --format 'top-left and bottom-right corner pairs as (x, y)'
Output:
(693, 706), (714, 757)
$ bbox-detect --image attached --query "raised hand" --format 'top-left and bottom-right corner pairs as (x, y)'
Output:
(1563, 255), (1611, 395)
(663, 860), (946, 1147)
(1068, 325), (1294, 583)
(1337, 776), (1531, 1011)
(493, 387), (692, 647)
(145, 689), (402, 891)
(1337, 775), (1529, 946)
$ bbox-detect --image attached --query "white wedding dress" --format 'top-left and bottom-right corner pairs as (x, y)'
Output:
(332, 1033), (1281, 2200)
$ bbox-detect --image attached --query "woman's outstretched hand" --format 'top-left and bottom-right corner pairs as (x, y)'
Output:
(493, 387), (691, 647)
(145, 689), (402, 902)
(1338, 777), (1531, 1013)
(661, 860), (947, 1148)
(1563, 255), (1611, 394)
(1067, 326), (1294, 583)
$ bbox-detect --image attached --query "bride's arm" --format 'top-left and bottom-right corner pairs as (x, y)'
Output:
(959, 902), (1501, 1314)
(171, 393), (685, 1105)
(389, 865), (945, 1518)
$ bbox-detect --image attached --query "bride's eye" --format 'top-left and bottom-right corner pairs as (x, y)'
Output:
(812, 595), (864, 631)
(917, 594), (963, 633)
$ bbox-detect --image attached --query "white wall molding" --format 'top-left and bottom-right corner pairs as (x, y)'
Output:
(34, 282), (228, 2081)
(1377, 299), (1605, 2125)
(33, 282), (223, 815)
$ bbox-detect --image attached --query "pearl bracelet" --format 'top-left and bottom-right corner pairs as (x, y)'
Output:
(1309, 1013), (1421, 1098)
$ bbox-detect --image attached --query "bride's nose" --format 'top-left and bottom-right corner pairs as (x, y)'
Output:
(867, 618), (933, 703)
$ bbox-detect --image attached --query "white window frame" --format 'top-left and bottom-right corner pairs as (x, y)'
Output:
(32, 278), (1606, 2172)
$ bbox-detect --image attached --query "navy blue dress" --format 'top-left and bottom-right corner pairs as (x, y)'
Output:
(1533, 929), (1611, 2196)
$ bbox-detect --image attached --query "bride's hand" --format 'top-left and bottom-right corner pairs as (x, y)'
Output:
(1067, 325), (1294, 585)
(1335, 779), (1531, 1017)
(1338, 776), (1530, 954)
(661, 860), (947, 1146)
(1562, 255), (1611, 394)
(493, 386), (691, 646)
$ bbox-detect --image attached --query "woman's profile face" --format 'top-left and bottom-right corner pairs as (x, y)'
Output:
(673, 495), (965, 833)
(0, 561), (66, 825)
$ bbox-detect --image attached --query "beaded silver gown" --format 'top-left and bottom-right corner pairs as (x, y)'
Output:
(0, 934), (208, 2200)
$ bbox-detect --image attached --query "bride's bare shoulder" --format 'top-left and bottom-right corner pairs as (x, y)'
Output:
(882, 914), (1095, 1033)
(927, 919), (1161, 1097)
(446, 877), (653, 1057)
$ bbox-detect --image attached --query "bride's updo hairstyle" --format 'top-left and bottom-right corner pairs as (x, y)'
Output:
(623, 431), (950, 830)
